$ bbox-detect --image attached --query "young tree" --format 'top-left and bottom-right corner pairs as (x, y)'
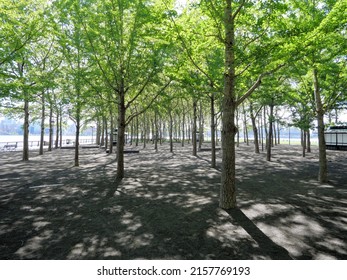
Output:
(216, 0), (286, 209)
(286, 0), (347, 182)
(81, 0), (174, 179)
(0, 0), (47, 161)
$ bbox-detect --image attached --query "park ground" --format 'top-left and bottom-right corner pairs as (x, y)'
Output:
(0, 142), (346, 260)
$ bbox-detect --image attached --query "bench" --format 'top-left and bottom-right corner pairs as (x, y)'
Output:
(106, 149), (140, 154)
(1, 143), (17, 151)
(199, 147), (221, 152)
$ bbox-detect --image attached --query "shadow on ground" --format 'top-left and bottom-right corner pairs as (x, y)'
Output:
(0, 144), (346, 259)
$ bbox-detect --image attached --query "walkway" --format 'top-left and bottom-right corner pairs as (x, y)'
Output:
(0, 144), (346, 259)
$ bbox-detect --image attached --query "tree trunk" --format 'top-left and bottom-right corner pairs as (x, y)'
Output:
(211, 93), (216, 168)
(159, 120), (163, 145)
(307, 129), (311, 153)
(266, 103), (274, 161)
(154, 110), (159, 152)
(220, 0), (236, 209)
(55, 113), (59, 149)
(236, 107), (240, 147)
(273, 121), (277, 146)
(135, 114), (139, 147)
(74, 116), (80, 167)
(151, 117), (155, 145)
(109, 110), (114, 154)
(264, 106), (268, 151)
(169, 110), (174, 153)
(182, 109), (185, 147)
(301, 129), (304, 147)
(23, 95), (29, 161)
(48, 106), (53, 152)
(143, 113), (147, 149)
(39, 90), (45, 155)
(187, 116), (191, 144)
(242, 103), (249, 145)
(176, 115), (181, 143)
(96, 118), (101, 146)
(250, 103), (260, 154)
(59, 107), (63, 148)
(116, 79), (126, 180)
(260, 112), (264, 151)
(198, 101), (203, 150)
(302, 129), (306, 157)
(277, 120), (280, 145)
(192, 99), (197, 156)
(104, 117), (108, 149)
(313, 68), (328, 183)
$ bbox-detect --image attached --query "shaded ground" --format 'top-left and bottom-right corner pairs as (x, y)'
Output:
(0, 143), (346, 260)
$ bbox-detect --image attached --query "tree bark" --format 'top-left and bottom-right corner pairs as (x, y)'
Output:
(242, 103), (249, 145)
(220, 0), (236, 209)
(109, 109), (114, 154)
(104, 116), (108, 149)
(74, 115), (80, 167)
(302, 129), (306, 157)
(211, 93), (216, 168)
(192, 99), (197, 156)
(169, 110), (174, 153)
(23, 94), (29, 161)
(273, 121), (277, 146)
(59, 107), (63, 148)
(264, 106), (268, 150)
(313, 68), (328, 183)
(96, 118), (101, 146)
(55, 113), (59, 149)
(277, 120), (280, 144)
(266, 103), (274, 161)
(154, 110), (159, 152)
(135, 114), (139, 147)
(236, 107), (240, 147)
(39, 90), (45, 155)
(116, 78), (126, 180)
(198, 101), (203, 150)
(182, 109), (186, 147)
(48, 106), (53, 152)
(307, 129), (311, 153)
(143, 113), (147, 149)
(159, 120), (163, 145)
(250, 103), (260, 153)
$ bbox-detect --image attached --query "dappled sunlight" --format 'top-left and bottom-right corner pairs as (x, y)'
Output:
(206, 210), (251, 245)
(15, 229), (54, 259)
(115, 231), (154, 250)
(68, 237), (122, 259)
(0, 144), (346, 259)
(317, 237), (347, 257)
(120, 211), (142, 232)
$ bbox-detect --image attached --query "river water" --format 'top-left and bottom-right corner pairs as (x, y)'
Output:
(0, 135), (93, 150)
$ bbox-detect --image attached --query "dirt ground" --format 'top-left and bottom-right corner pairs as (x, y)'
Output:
(0, 142), (346, 260)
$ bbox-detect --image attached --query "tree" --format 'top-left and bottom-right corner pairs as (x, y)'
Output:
(53, 0), (97, 166)
(81, 0), (174, 179)
(215, 0), (286, 209)
(0, 0), (47, 160)
(0, 0), (42, 68)
(286, 0), (347, 182)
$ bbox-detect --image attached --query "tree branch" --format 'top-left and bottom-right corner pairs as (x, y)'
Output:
(235, 63), (251, 77)
(236, 63), (285, 106)
(163, 1), (217, 88)
(125, 68), (157, 110)
(80, 21), (118, 92)
(232, 0), (246, 21)
(125, 79), (171, 126)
